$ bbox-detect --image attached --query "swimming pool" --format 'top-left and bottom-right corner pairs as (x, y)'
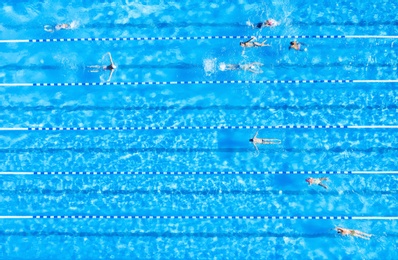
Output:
(0, 0), (398, 259)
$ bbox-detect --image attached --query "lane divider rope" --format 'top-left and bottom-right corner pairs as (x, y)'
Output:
(1, 125), (398, 131)
(0, 215), (396, 220)
(1, 171), (398, 175)
(1, 35), (398, 43)
(1, 79), (398, 87)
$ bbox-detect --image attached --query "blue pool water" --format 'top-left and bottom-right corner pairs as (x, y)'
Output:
(1, 0), (398, 259)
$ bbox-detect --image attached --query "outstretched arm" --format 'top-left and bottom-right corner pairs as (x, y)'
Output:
(242, 37), (254, 44)
(253, 131), (258, 139)
(107, 52), (114, 65)
(107, 69), (114, 82)
(252, 142), (259, 153)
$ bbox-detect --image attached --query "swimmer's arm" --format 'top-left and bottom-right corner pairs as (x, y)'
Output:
(252, 142), (259, 152)
(253, 131), (258, 139)
(242, 37), (254, 44)
(106, 52), (115, 65)
(107, 69), (114, 82)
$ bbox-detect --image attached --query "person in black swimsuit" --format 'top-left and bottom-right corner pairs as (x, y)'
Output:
(87, 52), (117, 82)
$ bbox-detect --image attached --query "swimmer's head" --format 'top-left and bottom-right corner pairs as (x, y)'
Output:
(265, 19), (274, 25)
(240, 42), (244, 46)
(265, 19), (279, 27)
(219, 63), (226, 71)
(290, 41), (295, 45)
(305, 178), (312, 184)
(55, 24), (69, 30)
(249, 138), (254, 142)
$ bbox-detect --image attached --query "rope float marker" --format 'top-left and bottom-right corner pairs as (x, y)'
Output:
(1, 171), (398, 175)
(2, 35), (398, 43)
(1, 79), (398, 87)
(0, 215), (397, 220)
(1, 125), (398, 131)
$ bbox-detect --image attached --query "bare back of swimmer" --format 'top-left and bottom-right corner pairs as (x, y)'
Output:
(249, 131), (281, 153)
(335, 227), (372, 240)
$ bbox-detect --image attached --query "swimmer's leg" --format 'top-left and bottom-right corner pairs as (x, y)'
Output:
(87, 65), (102, 72)
(44, 25), (54, 33)
(357, 234), (371, 240)
(357, 231), (372, 237)
(318, 183), (328, 189)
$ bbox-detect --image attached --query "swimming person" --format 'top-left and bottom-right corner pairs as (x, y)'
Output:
(335, 227), (372, 240)
(248, 19), (279, 28)
(87, 52), (117, 82)
(305, 177), (329, 189)
(240, 37), (270, 48)
(55, 23), (71, 30)
(219, 62), (264, 74)
(289, 41), (307, 51)
(44, 21), (79, 32)
(249, 131), (281, 152)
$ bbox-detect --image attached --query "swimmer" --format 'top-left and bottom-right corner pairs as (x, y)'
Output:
(219, 62), (263, 74)
(305, 177), (329, 189)
(335, 227), (372, 240)
(249, 19), (279, 29)
(87, 52), (117, 82)
(249, 131), (281, 152)
(55, 23), (71, 30)
(240, 37), (270, 48)
(289, 41), (307, 51)
(44, 21), (78, 32)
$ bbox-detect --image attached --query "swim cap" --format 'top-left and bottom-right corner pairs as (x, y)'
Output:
(267, 19), (279, 26)
(219, 63), (226, 71)
(305, 178), (311, 183)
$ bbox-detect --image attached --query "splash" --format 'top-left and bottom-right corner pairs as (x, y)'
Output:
(203, 58), (217, 76)
(69, 20), (79, 29)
